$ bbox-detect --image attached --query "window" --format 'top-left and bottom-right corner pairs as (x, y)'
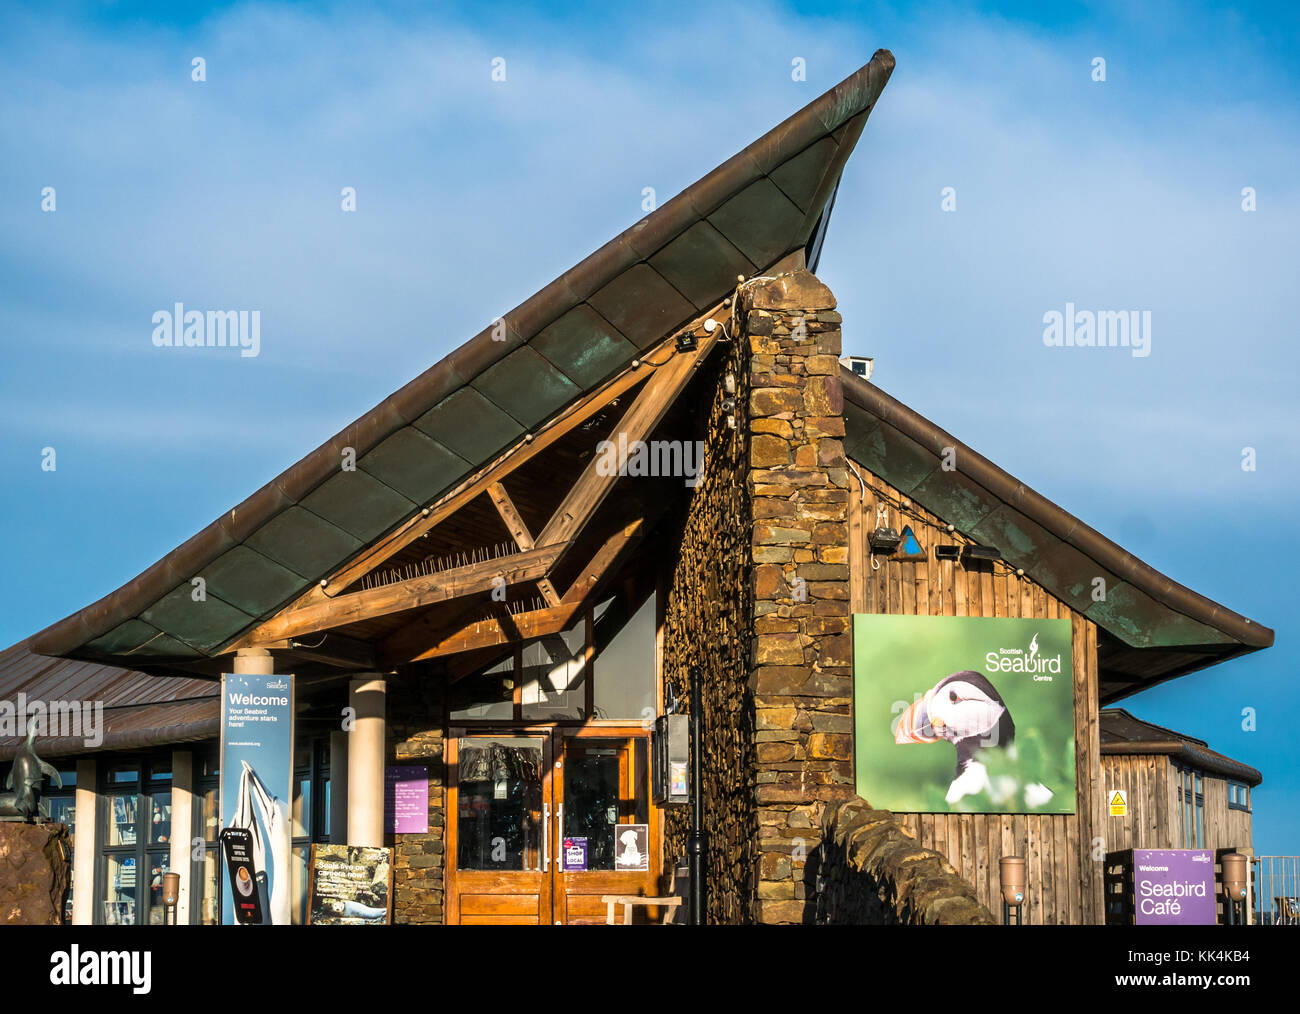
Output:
(1177, 764), (1205, 849)
(98, 756), (173, 925)
(1228, 781), (1251, 812)
(193, 751), (221, 925)
(449, 580), (658, 725)
(291, 736), (331, 924)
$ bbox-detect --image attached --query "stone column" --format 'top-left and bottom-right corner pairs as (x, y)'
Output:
(170, 750), (193, 924)
(347, 677), (387, 847)
(742, 268), (853, 924)
(71, 757), (96, 925)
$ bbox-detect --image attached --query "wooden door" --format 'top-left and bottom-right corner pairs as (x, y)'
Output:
(551, 728), (659, 924)
(447, 727), (660, 924)
(447, 732), (553, 925)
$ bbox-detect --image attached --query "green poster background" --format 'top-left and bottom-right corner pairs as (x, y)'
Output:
(853, 615), (1076, 814)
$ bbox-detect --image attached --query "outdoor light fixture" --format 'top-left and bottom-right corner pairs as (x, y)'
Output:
(162, 872), (181, 926)
(934, 544), (962, 561)
(869, 526), (900, 552)
(962, 545), (1001, 565)
(1221, 853), (1248, 925)
(999, 856), (1026, 926)
(676, 332), (697, 353)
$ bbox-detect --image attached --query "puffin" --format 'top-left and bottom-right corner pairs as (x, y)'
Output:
(893, 671), (1015, 804)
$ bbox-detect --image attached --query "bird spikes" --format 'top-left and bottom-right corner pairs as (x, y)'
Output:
(358, 542), (518, 591)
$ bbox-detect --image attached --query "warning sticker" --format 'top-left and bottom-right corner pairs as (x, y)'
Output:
(1109, 789), (1127, 817)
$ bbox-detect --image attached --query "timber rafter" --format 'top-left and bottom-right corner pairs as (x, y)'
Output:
(222, 301), (727, 660)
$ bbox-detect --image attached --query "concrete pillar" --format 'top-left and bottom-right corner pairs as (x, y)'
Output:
(347, 677), (387, 847)
(232, 647), (275, 675)
(71, 758), (96, 926)
(170, 750), (193, 925)
(329, 731), (349, 844)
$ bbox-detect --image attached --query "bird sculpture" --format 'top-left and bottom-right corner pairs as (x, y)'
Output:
(0, 722), (63, 821)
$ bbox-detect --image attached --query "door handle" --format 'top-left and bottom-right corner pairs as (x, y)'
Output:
(542, 804), (550, 872)
(555, 804), (564, 867)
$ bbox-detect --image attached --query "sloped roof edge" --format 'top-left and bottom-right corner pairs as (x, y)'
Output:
(1100, 708), (1262, 786)
(841, 369), (1274, 653)
(29, 51), (897, 663)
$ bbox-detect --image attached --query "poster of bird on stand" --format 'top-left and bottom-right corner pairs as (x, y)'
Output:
(854, 615), (1076, 814)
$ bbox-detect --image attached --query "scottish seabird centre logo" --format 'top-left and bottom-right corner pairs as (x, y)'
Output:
(986, 631), (1062, 681)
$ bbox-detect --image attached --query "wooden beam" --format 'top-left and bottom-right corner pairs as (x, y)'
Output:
(312, 347), (663, 600)
(284, 632), (378, 670)
(534, 326), (718, 558)
(398, 517), (648, 664)
(487, 480), (560, 606)
(232, 543), (562, 646)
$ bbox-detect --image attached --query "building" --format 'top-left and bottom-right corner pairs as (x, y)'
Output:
(1, 50), (1275, 925)
(1100, 708), (1259, 856)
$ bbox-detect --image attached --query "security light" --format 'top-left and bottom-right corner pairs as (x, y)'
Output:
(961, 545), (1001, 564)
(869, 526), (900, 552)
(934, 544), (961, 561)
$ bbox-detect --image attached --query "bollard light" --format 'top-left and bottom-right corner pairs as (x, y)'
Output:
(1221, 853), (1247, 901)
(162, 872), (181, 926)
(1000, 856), (1026, 925)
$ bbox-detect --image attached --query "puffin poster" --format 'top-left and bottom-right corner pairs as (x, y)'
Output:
(854, 615), (1076, 814)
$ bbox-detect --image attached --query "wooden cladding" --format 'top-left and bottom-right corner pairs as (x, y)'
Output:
(848, 461), (1104, 924)
(1100, 754), (1252, 855)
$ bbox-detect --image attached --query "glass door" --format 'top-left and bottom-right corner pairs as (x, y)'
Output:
(448, 733), (551, 924)
(552, 729), (658, 925)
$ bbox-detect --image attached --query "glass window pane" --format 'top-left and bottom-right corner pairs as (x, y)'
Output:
(521, 620), (587, 720)
(149, 759), (172, 782)
(103, 855), (137, 925)
(456, 737), (543, 871)
(200, 785), (220, 843)
(449, 654), (515, 721)
(562, 745), (622, 870)
(146, 852), (170, 925)
(107, 764), (139, 785)
(592, 589), (656, 721)
(149, 790), (172, 846)
(107, 793), (138, 846)
(57, 768), (76, 788)
(292, 776), (311, 839)
(320, 778), (330, 840)
(195, 840), (220, 925)
(46, 796), (76, 836)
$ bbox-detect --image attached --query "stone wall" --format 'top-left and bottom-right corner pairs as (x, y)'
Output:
(813, 797), (996, 924)
(386, 671), (446, 925)
(660, 313), (756, 924)
(742, 270), (856, 924)
(0, 821), (70, 925)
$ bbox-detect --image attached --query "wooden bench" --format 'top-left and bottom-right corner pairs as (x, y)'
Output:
(602, 864), (689, 925)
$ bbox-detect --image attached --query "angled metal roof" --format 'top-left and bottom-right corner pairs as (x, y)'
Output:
(0, 641), (217, 760)
(28, 51), (898, 668)
(841, 369), (1274, 701)
(1100, 708), (1262, 786)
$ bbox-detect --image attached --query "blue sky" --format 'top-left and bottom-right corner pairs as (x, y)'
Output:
(1, 1), (1297, 853)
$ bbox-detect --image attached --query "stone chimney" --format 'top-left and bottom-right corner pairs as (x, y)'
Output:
(740, 268), (854, 924)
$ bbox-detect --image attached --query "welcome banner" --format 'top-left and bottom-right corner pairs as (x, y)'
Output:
(854, 615), (1076, 814)
(220, 673), (295, 925)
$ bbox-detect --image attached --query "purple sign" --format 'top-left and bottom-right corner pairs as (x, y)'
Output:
(562, 837), (588, 871)
(385, 766), (429, 833)
(1133, 849), (1216, 925)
